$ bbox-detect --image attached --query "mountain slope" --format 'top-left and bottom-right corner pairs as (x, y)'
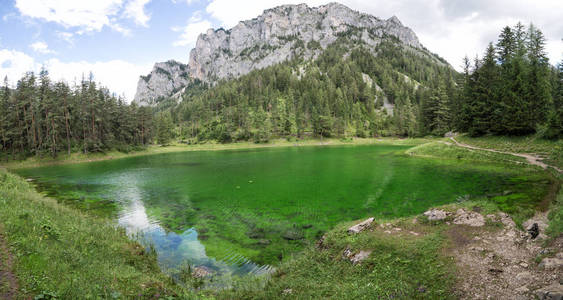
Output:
(134, 2), (448, 105)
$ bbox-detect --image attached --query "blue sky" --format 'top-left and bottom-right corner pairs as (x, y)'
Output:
(0, 0), (562, 101)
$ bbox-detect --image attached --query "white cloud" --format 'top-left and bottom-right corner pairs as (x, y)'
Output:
(171, 0), (200, 5)
(44, 59), (152, 100)
(0, 49), (36, 83)
(172, 18), (213, 47)
(14, 0), (153, 35)
(15, 0), (123, 32)
(56, 31), (74, 45)
(30, 41), (56, 54)
(0, 48), (151, 101)
(124, 0), (152, 27)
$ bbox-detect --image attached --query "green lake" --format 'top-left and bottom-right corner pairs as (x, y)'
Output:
(14, 144), (546, 280)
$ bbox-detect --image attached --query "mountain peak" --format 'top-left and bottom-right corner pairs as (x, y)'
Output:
(135, 2), (428, 104)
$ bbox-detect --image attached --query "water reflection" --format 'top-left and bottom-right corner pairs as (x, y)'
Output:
(115, 182), (273, 283)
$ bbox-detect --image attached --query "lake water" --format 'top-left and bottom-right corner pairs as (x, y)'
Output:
(14, 144), (540, 281)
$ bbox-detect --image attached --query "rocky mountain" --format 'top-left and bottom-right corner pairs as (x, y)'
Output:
(134, 2), (444, 105)
(134, 60), (190, 106)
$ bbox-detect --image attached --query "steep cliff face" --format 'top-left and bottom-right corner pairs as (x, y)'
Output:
(134, 60), (190, 106)
(188, 2), (422, 82)
(134, 2), (433, 105)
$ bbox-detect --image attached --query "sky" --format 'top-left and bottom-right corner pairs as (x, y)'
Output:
(0, 0), (562, 101)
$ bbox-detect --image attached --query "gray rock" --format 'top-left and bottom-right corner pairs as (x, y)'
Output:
(348, 217), (375, 234)
(538, 257), (563, 270)
(535, 283), (563, 300)
(134, 60), (191, 105)
(453, 209), (485, 227)
(350, 250), (372, 264)
(423, 209), (448, 221)
(135, 3), (444, 104)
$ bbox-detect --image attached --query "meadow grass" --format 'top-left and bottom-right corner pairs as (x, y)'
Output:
(456, 135), (563, 169)
(0, 169), (192, 299)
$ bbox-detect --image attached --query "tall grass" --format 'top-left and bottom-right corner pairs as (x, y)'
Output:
(0, 170), (187, 299)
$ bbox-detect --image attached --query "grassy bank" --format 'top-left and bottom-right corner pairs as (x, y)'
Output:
(0, 169), (190, 299)
(456, 135), (563, 170)
(1, 137), (431, 170)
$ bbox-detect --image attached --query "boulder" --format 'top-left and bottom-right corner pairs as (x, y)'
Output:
(350, 250), (372, 264)
(538, 256), (563, 270)
(423, 209), (449, 221)
(347, 217), (375, 234)
(453, 209), (485, 227)
(535, 282), (563, 300)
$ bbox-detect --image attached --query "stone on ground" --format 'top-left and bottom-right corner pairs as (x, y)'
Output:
(347, 217), (375, 234)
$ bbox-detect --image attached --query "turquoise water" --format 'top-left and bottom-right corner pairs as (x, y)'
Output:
(15, 144), (533, 279)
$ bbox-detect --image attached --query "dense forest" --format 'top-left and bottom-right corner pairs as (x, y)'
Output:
(1, 23), (561, 160)
(0, 71), (153, 159)
(167, 23), (561, 143)
(170, 38), (457, 143)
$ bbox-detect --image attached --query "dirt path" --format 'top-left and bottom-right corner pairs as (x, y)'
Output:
(450, 137), (562, 173)
(0, 226), (17, 300)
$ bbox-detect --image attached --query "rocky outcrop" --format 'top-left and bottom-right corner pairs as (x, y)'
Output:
(133, 60), (190, 105)
(189, 3), (422, 82)
(134, 2), (437, 104)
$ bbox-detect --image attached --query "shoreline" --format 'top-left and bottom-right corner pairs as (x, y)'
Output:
(2, 137), (433, 170)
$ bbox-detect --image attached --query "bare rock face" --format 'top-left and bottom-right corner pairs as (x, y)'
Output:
(189, 3), (422, 83)
(348, 217), (375, 234)
(133, 60), (190, 105)
(134, 3), (442, 105)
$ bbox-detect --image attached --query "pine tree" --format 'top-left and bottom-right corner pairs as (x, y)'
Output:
(526, 24), (552, 131)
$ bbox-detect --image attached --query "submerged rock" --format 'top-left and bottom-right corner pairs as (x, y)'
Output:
(453, 209), (485, 227)
(423, 209), (449, 221)
(347, 217), (375, 234)
(282, 229), (305, 240)
(192, 266), (213, 278)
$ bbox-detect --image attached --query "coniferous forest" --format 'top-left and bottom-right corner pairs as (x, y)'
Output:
(0, 71), (153, 159)
(1, 23), (561, 160)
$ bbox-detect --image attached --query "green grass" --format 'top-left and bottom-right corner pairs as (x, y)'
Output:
(547, 188), (563, 238)
(215, 218), (455, 299)
(457, 135), (563, 169)
(0, 169), (191, 299)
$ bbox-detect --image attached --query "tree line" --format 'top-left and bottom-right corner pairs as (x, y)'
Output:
(457, 23), (562, 138)
(0, 71), (154, 159)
